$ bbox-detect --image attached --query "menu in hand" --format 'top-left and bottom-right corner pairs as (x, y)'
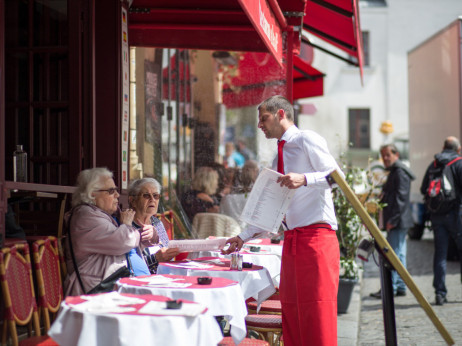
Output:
(240, 168), (295, 233)
(168, 238), (228, 252)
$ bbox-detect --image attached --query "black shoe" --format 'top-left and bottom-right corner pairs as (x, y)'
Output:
(370, 290), (382, 299)
(395, 290), (407, 297)
(435, 294), (447, 306)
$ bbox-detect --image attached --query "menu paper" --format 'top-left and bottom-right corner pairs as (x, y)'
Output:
(240, 168), (296, 233)
(168, 238), (227, 252)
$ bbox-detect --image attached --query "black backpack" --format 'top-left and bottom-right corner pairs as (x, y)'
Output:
(425, 157), (462, 213)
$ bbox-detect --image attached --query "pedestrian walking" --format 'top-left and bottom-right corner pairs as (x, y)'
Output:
(420, 136), (462, 305)
(370, 144), (415, 299)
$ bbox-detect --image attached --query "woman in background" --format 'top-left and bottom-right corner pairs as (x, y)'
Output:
(181, 166), (220, 222)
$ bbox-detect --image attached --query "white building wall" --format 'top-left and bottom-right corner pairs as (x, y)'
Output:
(297, 0), (462, 167)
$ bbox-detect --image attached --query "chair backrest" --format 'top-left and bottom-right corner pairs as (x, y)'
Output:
(0, 244), (41, 344)
(192, 213), (242, 239)
(156, 211), (174, 240)
(32, 237), (63, 315)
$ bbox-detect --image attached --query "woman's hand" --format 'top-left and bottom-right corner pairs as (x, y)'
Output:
(119, 208), (136, 225)
(140, 224), (159, 243)
(155, 247), (181, 262)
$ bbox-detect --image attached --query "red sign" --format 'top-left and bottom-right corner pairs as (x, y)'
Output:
(238, 0), (283, 67)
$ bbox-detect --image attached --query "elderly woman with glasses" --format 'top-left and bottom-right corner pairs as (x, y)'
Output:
(128, 178), (180, 273)
(64, 168), (158, 297)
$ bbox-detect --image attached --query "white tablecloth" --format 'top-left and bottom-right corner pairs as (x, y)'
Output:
(116, 275), (247, 344)
(243, 238), (284, 257)
(48, 293), (223, 346)
(188, 250), (281, 287)
(157, 258), (276, 307)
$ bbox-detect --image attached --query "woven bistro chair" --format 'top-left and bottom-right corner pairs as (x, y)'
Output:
(246, 289), (281, 315)
(31, 237), (63, 331)
(0, 244), (57, 346)
(156, 210), (174, 241)
(218, 337), (270, 345)
(245, 314), (283, 346)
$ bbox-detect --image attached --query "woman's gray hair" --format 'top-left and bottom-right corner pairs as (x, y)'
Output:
(128, 178), (162, 197)
(72, 167), (113, 207)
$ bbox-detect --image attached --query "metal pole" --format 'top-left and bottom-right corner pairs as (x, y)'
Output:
(377, 244), (398, 346)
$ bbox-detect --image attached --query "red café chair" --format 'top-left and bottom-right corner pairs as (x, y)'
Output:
(0, 244), (57, 346)
(218, 337), (270, 345)
(157, 210), (189, 261)
(245, 314), (283, 346)
(31, 238), (63, 331)
(246, 290), (282, 315)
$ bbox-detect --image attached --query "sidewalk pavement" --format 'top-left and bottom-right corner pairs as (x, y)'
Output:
(338, 271), (362, 346)
(344, 229), (462, 346)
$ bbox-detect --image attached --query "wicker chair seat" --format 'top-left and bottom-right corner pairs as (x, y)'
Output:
(218, 336), (269, 345)
(245, 314), (283, 328)
(247, 300), (282, 314)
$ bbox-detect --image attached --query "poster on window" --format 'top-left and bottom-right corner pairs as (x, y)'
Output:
(121, 6), (129, 189)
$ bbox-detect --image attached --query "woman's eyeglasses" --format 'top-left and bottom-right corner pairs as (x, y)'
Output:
(95, 187), (119, 195)
(140, 193), (161, 200)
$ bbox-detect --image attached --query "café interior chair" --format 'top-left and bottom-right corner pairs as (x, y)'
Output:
(0, 244), (57, 346)
(192, 213), (241, 239)
(218, 336), (270, 345)
(31, 238), (63, 331)
(245, 314), (283, 346)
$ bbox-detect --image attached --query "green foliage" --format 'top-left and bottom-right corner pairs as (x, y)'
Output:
(333, 162), (384, 279)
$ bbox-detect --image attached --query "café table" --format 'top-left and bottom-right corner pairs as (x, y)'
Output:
(188, 249), (281, 287)
(48, 292), (223, 346)
(116, 274), (247, 344)
(157, 257), (276, 307)
(242, 238), (284, 257)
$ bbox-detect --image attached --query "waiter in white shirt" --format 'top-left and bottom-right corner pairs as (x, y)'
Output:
(224, 95), (343, 346)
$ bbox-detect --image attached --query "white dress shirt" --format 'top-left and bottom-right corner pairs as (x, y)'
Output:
(239, 125), (343, 241)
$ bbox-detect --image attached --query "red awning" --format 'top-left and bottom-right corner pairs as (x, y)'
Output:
(129, 0), (292, 67)
(303, 0), (363, 80)
(222, 52), (324, 109)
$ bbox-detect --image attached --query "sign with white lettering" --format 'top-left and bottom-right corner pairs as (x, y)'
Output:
(238, 0), (283, 67)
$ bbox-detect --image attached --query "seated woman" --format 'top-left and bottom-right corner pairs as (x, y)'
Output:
(181, 166), (220, 222)
(220, 160), (260, 229)
(128, 178), (180, 273)
(64, 168), (158, 296)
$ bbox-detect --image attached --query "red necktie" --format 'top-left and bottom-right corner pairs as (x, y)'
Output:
(277, 140), (286, 174)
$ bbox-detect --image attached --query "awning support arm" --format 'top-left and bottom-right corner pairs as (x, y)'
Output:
(302, 36), (359, 67)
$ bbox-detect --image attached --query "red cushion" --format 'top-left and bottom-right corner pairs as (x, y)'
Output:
(245, 314), (283, 328)
(19, 336), (59, 346)
(218, 337), (269, 345)
(247, 299), (282, 313)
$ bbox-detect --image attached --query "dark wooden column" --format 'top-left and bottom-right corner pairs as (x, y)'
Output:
(94, 0), (124, 186)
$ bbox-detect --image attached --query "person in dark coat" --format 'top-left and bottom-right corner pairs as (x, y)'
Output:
(420, 136), (462, 305)
(371, 144), (415, 298)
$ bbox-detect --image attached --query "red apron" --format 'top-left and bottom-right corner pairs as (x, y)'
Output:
(280, 224), (340, 346)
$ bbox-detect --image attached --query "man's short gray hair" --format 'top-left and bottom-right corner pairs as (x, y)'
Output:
(258, 95), (294, 121)
(72, 167), (113, 207)
(128, 178), (162, 197)
(443, 136), (461, 151)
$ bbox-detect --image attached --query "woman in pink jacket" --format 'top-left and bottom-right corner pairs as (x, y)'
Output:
(64, 168), (157, 296)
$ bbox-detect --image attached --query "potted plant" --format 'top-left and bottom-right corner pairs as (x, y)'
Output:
(333, 163), (383, 313)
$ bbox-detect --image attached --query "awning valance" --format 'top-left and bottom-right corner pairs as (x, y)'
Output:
(129, 0), (293, 67)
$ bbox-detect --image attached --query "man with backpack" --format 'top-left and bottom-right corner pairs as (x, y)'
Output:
(370, 144), (415, 299)
(420, 136), (462, 305)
